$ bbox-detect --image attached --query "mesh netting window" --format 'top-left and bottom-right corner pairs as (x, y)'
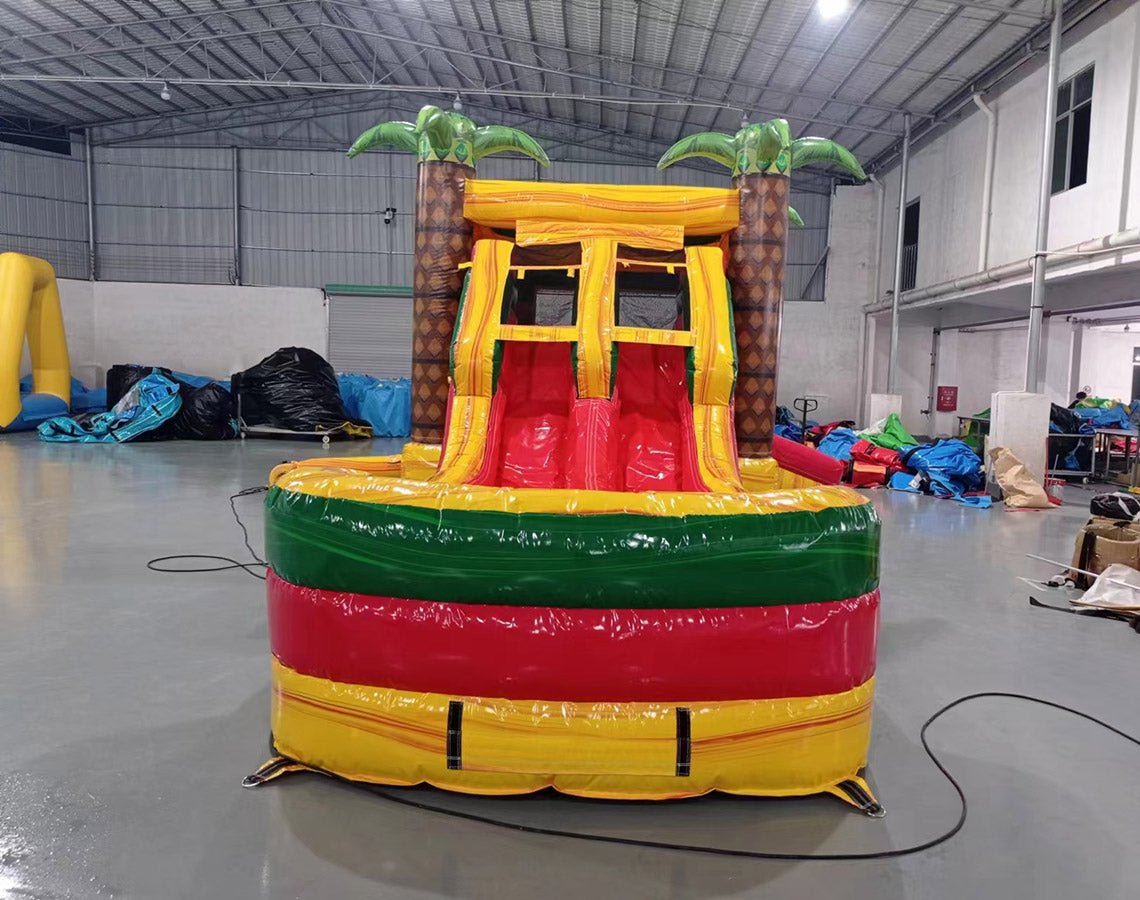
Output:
(501, 244), (580, 326)
(500, 269), (579, 326)
(615, 269), (689, 330)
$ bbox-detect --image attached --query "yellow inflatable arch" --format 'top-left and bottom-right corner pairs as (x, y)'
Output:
(0, 253), (70, 428)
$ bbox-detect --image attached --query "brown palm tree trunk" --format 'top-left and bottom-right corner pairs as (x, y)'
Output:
(728, 172), (789, 458)
(412, 160), (475, 444)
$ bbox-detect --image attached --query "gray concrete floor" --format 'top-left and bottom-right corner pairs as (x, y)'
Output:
(2, 432), (1139, 899)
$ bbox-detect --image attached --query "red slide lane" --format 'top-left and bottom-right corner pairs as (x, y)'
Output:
(614, 342), (705, 492)
(267, 571), (879, 702)
(486, 341), (577, 488)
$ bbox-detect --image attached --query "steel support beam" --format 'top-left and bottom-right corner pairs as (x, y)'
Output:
(887, 113), (911, 394)
(84, 128), (97, 281)
(1027, 0), (1064, 391)
(232, 146), (242, 285)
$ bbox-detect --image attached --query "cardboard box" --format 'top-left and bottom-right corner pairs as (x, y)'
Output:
(1070, 517), (1140, 587)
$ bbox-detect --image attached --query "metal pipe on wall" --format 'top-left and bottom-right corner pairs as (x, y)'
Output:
(856, 311), (872, 425)
(1026, 0), (1064, 391)
(886, 113), (911, 394)
(231, 146), (241, 285)
(84, 128), (96, 280)
(972, 94), (997, 270)
(857, 176), (886, 423)
(925, 328), (941, 426)
(867, 225), (1140, 312)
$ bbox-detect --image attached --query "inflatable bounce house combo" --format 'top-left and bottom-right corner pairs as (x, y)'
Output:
(249, 107), (883, 813)
(0, 253), (73, 433)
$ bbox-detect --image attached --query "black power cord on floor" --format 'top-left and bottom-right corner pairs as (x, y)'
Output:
(146, 486), (269, 581)
(353, 692), (1140, 862)
(154, 492), (1140, 861)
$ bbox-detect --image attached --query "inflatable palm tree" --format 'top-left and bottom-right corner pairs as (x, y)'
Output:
(658, 119), (865, 457)
(349, 105), (549, 444)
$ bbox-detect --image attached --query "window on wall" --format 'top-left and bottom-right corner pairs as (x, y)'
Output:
(901, 199), (920, 292)
(1052, 66), (1094, 194)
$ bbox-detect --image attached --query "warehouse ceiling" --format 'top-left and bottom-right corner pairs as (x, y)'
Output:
(0, 0), (1088, 167)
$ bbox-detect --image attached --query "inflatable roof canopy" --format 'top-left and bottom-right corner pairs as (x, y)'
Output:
(251, 107), (882, 812)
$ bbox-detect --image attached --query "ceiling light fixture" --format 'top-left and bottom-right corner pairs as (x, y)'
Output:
(818, 0), (849, 20)
(159, 81), (172, 101)
(452, 94), (463, 111)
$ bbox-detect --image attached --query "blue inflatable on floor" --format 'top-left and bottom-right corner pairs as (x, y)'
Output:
(2, 375), (107, 433)
(337, 374), (411, 437)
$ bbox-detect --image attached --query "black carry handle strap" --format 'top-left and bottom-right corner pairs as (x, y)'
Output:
(1076, 527), (1097, 590)
(446, 700), (463, 770)
(442, 702), (695, 777)
(675, 708), (692, 777)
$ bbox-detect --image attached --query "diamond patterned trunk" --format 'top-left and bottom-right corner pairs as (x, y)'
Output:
(729, 173), (788, 459)
(412, 160), (475, 444)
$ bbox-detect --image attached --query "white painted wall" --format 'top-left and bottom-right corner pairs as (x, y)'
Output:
(869, 0), (1140, 297)
(870, 314), (934, 431)
(839, 1), (1140, 437)
(931, 320), (1074, 435)
(23, 279), (327, 386)
(779, 183), (878, 422)
(1080, 325), (1140, 400)
(1040, 317), (1076, 402)
(874, 107), (988, 296)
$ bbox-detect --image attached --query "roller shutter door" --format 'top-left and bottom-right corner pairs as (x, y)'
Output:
(326, 289), (412, 378)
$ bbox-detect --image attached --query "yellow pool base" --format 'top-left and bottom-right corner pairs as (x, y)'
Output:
(245, 660), (882, 814)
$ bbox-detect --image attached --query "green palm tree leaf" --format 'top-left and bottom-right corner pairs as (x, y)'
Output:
(447, 111), (476, 143)
(346, 121), (417, 158)
(790, 137), (867, 180)
(788, 206), (805, 227)
(472, 126), (551, 166)
(656, 132), (737, 171)
(416, 105), (452, 152)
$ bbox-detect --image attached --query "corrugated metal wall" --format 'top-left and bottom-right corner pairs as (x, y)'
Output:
(1, 143), (830, 299)
(93, 146), (234, 284)
(784, 190), (830, 302)
(0, 143), (88, 279)
(241, 148), (410, 288)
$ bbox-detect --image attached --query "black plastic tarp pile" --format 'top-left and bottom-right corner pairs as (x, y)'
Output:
(106, 365), (236, 440)
(231, 347), (371, 437)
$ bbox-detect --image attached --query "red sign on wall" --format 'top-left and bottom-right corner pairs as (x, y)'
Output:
(936, 385), (959, 412)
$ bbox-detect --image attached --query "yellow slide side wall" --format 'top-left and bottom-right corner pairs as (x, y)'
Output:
(0, 253), (70, 427)
(435, 239), (513, 484)
(686, 245), (742, 492)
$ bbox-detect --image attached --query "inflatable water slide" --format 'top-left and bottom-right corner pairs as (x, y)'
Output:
(249, 106), (882, 812)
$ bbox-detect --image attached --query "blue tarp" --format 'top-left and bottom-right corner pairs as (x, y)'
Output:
(774, 422), (804, 443)
(6, 375), (108, 430)
(816, 427), (859, 462)
(892, 439), (991, 508)
(38, 374), (181, 443)
(1073, 405), (1132, 430)
(337, 374), (411, 437)
(4, 376), (106, 432)
(1, 393), (68, 432)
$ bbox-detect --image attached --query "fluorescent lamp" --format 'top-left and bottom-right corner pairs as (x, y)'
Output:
(818, 0), (849, 20)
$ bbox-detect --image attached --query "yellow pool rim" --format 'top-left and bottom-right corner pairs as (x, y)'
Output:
(269, 459), (868, 518)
